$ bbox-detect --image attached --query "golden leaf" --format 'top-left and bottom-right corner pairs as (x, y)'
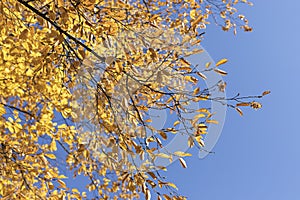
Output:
(50, 139), (57, 151)
(174, 151), (192, 157)
(57, 179), (67, 189)
(215, 58), (228, 66)
(173, 121), (180, 126)
(206, 119), (219, 124)
(195, 136), (205, 147)
(156, 153), (171, 159)
(45, 154), (56, 159)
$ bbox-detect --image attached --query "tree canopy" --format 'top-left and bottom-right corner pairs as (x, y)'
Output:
(0, 0), (268, 199)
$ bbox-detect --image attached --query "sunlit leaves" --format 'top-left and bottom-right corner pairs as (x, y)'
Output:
(0, 0), (260, 199)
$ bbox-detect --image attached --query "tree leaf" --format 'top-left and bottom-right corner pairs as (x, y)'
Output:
(179, 158), (187, 168)
(215, 58), (228, 66)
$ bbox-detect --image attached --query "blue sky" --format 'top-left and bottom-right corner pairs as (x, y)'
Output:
(164, 1), (300, 199)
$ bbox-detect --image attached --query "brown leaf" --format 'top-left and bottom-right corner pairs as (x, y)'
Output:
(262, 90), (271, 96)
(179, 158), (187, 168)
(235, 107), (243, 116)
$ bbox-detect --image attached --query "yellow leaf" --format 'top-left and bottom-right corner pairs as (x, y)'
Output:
(190, 9), (196, 20)
(174, 151), (192, 157)
(179, 58), (190, 67)
(215, 58), (228, 66)
(188, 136), (194, 147)
(72, 188), (80, 194)
(191, 15), (203, 28)
(173, 121), (180, 126)
(25, 69), (34, 77)
(45, 153), (56, 159)
(48, 182), (54, 190)
(206, 119), (219, 124)
(194, 113), (205, 120)
(57, 0), (64, 7)
(195, 136), (205, 147)
(50, 139), (57, 151)
(0, 104), (5, 115)
(166, 182), (178, 190)
(57, 179), (67, 189)
(193, 87), (200, 95)
(184, 76), (198, 84)
(58, 175), (68, 179)
(156, 153), (171, 159)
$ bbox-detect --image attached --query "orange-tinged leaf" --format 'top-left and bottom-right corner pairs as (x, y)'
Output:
(58, 0), (64, 7)
(147, 172), (157, 180)
(193, 87), (200, 95)
(235, 107), (243, 116)
(159, 131), (167, 140)
(236, 102), (250, 107)
(262, 90), (271, 96)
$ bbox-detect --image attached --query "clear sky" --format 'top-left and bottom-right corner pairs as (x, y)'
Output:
(165, 1), (300, 199)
